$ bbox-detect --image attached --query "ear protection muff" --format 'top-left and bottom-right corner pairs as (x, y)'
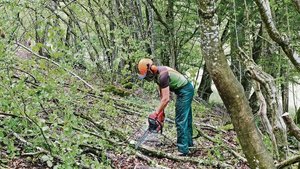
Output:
(150, 64), (158, 73)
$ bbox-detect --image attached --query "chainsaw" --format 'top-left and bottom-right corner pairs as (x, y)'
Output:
(135, 110), (165, 149)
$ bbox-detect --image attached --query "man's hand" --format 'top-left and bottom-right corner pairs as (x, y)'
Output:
(148, 111), (165, 133)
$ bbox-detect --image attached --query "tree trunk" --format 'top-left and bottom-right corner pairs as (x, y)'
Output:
(166, 0), (176, 69)
(295, 107), (300, 125)
(281, 70), (289, 114)
(293, 0), (300, 12)
(239, 48), (288, 160)
(197, 63), (212, 102)
(197, 1), (275, 168)
(254, 81), (278, 156)
(145, 0), (155, 55)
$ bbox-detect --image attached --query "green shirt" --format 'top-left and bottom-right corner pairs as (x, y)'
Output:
(155, 66), (188, 91)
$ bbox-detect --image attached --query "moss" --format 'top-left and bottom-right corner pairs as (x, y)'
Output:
(220, 124), (234, 131)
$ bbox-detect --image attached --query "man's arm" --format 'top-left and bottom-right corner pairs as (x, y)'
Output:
(155, 86), (170, 113)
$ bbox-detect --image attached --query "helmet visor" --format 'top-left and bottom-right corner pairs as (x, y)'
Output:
(138, 73), (147, 79)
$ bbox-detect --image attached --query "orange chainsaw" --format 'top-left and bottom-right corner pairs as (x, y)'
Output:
(135, 110), (165, 149)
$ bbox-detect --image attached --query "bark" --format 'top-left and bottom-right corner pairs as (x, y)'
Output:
(166, 0), (176, 69)
(145, 0), (155, 55)
(197, 1), (275, 168)
(239, 48), (288, 160)
(282, 113), (300, 142)
(254, 81), (278, 155)
(292, 0), (300, 13)
(197, 63), (213, 102)
(295, 107), (300, 125)
(230, 0), (252, 98)
(281, 71), (289, 114)
(254, 0), (300, 72)
(252, 23), (263, 63)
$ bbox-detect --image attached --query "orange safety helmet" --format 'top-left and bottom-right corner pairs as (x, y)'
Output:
(137, 58), (157, 79)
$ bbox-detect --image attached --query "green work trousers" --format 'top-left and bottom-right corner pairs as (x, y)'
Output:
(174, 82), (194, 154)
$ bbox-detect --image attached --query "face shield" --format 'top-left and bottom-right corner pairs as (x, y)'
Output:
(144, 70), (156, 82)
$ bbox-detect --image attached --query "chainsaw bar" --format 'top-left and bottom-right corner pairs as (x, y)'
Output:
(135, 130), (151, 149)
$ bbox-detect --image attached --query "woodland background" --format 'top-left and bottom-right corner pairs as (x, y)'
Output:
(0, 0), (300, 168)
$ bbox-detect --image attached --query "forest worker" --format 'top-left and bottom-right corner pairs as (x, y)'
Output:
(137, 58), (194, 156)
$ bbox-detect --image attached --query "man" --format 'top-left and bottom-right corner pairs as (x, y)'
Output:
(137, 58), (194, 155)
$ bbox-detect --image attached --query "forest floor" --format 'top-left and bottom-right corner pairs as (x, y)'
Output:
(2, 97), (249, 169)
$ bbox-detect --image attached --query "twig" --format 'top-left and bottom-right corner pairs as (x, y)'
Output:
(73, 112), (126, 141)
(276, 154), (300, 169)
(195, 122), (227, 133)
(11, 130), (91, 169)
(21, 151), (45, 156)
(20, 96), (52, 155)
(0, 111), (119, 146)
(15, 42), (95, 90)
(135, 152), (169, 169)
(129, 140), (233, 168)
(195, 128), (247, 163)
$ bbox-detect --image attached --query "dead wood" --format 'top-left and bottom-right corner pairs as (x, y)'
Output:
(276, 154), (300, 169)
(195, 128), (247, 163)
(16, 42), (95, 90)
(135, 152), (169, 169)
(129, 140), (233, 168)
(11, 131), (91, 169)
(282, 113), (300, 142)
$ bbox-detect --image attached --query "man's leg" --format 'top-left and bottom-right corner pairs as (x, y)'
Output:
(187, 107), (193, 147)
(175, 97), (189, 154)
(175, 83), (194, 154)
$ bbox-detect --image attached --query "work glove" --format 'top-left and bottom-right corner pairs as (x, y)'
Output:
(148, 111), (165, 133)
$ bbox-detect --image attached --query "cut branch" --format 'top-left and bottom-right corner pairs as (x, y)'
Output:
(15, 42), (95, 90)
(11, 131), (90, 169)
(129, 140), (233, 168)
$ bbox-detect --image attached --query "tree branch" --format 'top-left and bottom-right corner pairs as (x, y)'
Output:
(292, 0), (300, 13)
(254, 0), (300, 72)
(146, 0), (169, 30)
(282, 113), (300, 141)
(276, 154), (300, 169)
(15, 42), (95, 90)
(11, 131), (91, 169)
(129, 140), (232, 168)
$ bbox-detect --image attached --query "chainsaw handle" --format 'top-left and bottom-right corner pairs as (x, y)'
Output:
(148, 111), (165, 133)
